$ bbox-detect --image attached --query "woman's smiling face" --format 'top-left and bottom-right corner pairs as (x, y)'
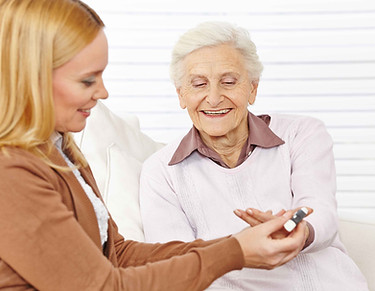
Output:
(177, 43), (257, 142)
(52, 30), (109, 133)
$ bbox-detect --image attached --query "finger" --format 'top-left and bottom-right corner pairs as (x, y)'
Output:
(276, 221), (307, 263)
(280, 220), (307, 250)
(270, 230), (288, 240)
(275, 209), (286, 217)
(256, 215), (290, 236)
(260, 222), (306, 268)
(282, 209), (295, 219)
(234, 209), (261, 226)
(248, 208), (275, 223)
(288, 220), (307, 240)
(304, 207), (314, 216)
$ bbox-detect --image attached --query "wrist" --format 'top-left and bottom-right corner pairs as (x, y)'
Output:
(302, 222), (315, 249)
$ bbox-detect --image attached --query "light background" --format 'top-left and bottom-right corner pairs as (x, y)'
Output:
(85, 0), (375, 218)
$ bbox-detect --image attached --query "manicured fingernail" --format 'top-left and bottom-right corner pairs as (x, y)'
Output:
(246, 209), (253, 215)
(234, 209), (241, 216)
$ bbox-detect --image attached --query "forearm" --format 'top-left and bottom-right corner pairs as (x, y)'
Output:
(111, 237), (244, 291)
(290, 117), (339, 252)
(114, 220), (233, 268)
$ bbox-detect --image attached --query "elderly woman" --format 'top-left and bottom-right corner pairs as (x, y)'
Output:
(139, 21), (368, 290)
(0, 2), (312, 290)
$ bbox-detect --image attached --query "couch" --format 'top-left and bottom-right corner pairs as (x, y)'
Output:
(74, 101), (374, 290)
(338, 215), (375, 290)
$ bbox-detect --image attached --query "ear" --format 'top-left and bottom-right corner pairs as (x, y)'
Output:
(177, 88), (186, 109)
(248, 82), (258, 105)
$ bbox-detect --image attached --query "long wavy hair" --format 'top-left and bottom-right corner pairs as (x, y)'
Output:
(0, 0), (104, 168)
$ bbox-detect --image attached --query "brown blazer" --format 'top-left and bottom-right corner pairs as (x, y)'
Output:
(0, 146), (243, 291)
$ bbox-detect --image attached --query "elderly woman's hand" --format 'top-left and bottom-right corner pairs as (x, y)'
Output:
(234, 207), (313, 240)
(233, 215), (307, 270)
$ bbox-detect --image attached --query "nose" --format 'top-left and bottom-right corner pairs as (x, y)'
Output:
(205, 85), (223, 107)
(93, 78), (108, 100)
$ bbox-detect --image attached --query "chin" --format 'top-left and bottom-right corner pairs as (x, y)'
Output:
(71, 127), (86, 133)
(202, 130), (228, 138)
(68, 123), (87, 133)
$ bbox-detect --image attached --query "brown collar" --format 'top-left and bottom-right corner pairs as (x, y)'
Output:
(168, 112), (284, 167)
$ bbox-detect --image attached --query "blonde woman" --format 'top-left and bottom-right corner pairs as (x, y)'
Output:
(0, 1), (308, 290)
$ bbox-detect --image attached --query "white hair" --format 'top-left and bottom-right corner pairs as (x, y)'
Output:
(170, 21), (264, 88)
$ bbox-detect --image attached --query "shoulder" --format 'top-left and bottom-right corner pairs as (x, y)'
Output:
(0, 147), (55, 181)
(268, 114), (333, 151)
(269, 113), (325, 128)
(269, 113), (328, 137)
(0, 147), (41, 166)
(141, 137), (183, 172)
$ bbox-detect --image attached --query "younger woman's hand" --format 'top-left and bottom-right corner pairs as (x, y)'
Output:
(233, 214), (307, 269)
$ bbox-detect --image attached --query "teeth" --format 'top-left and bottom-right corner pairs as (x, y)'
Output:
(203, 109), (230, 115)
(79, 109), (90, 113)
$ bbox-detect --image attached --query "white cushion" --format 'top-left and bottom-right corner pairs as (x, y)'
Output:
(74, 101), (164, 241)
(339, 214), (375, 291)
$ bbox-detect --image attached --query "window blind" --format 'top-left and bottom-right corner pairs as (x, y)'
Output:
(86, 0), (375, 218)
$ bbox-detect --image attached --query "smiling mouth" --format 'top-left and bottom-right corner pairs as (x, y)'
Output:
(78, 109), (90, 113)
(201, 109), (231, 115)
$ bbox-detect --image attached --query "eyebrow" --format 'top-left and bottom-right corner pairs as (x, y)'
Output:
(80, 69), (105, 78)
(189, 72), (240, 80)
(220, 72), (240, 78)
(188, 74), (206, 79)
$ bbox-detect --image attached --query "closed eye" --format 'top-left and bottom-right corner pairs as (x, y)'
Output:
(193, 82), (207, 88)
(221, 78), (237, 86)
(191, 76), (208, 88)
(82, 78), (96, 87)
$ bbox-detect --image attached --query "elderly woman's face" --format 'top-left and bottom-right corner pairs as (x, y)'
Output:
(177, 44), (257, 140)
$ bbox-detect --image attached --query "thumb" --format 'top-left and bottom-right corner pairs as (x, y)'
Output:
(259, 215), (290, 235)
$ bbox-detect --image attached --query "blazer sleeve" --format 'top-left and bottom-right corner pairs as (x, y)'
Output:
(0, 152), (243, 291)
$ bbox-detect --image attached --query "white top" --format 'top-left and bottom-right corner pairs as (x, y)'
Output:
(140, 114), (369, 291)
(53, 133), (109, 246)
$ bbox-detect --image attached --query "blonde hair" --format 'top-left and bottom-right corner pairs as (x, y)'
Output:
(0, 0), (104, 168)
(170, 21), (263, 88)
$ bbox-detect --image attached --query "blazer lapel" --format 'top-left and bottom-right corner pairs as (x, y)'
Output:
(47, 146), (102, 250)
(79, 165), (116, 261)
(79, 166), (102, 201)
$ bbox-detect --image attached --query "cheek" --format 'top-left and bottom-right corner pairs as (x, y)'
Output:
(52, 83), (61, 102)
(185, 89), (206, 108)
(186, 99), (203, 114)
(233, 87), (252, 108)
(52, 80), (69, 105)
(179, 89), (195, 109)
(52, 88), (80, 120)
(53, 91), (70, 112)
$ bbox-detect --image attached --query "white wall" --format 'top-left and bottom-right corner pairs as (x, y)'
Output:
(85, 0), (375, 219)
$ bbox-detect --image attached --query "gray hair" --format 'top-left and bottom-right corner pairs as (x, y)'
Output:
(170, 21), (264, 88)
